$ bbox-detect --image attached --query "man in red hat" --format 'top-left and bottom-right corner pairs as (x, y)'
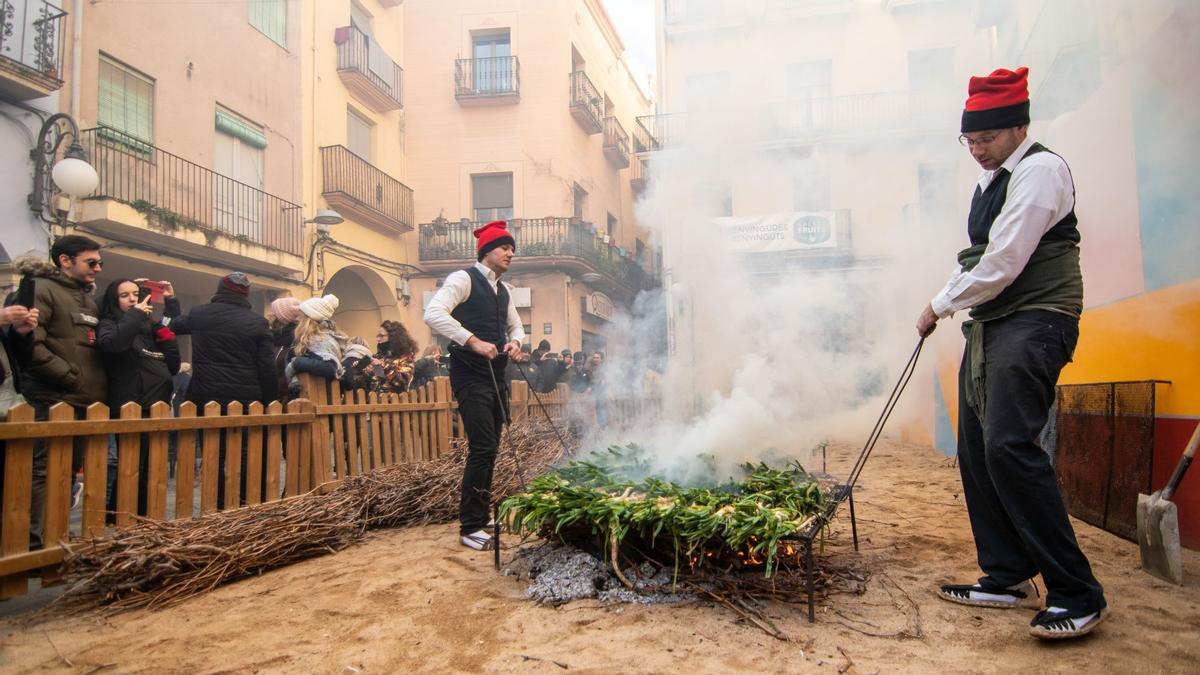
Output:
(424, 220), (525, 550)
(916, 67), (1108, 639)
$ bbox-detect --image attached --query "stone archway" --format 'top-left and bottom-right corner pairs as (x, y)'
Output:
(322, 265), (399, 342)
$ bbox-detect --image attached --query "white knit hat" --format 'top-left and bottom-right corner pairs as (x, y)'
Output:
(299, 294), (339, 321)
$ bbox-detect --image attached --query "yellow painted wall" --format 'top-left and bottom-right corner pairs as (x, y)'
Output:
(300, 0), (412, 341)
(1061, 279), (1200, 417)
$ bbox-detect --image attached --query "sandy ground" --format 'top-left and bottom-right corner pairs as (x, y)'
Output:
(1, 440), (1198, 674)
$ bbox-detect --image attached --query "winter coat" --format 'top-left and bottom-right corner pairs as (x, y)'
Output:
(167, 293), (278, 406)
(411, 356), (439, 390)
(1, 292), (33, 395)
(270, 323), (296, 402)
(16, 257), (107, 407)
(97, 299), (182, 412)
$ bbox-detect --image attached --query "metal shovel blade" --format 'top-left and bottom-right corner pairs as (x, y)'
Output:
(1137, 490), (1183, 585)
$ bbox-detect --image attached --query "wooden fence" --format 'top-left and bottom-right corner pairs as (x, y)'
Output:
(0, 375), (651, 599)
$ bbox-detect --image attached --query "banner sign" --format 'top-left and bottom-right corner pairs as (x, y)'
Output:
(715, 212), (837, 253)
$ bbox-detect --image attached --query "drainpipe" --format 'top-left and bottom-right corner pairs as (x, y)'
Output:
(71, 0), (82, 120)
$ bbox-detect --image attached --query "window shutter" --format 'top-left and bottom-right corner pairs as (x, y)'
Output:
(473, 174), (513, 210)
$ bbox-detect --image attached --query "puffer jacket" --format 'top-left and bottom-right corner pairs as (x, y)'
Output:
(168, 293), (278, 406)
(16, 257), (107, 407)
(97, 298), (182, 411)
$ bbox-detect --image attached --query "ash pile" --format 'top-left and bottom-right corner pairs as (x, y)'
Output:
(503, 541), (697, 606)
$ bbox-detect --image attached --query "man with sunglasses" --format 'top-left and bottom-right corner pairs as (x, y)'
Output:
(917, 68), (1107, 640)
(15, 235), (109, 547)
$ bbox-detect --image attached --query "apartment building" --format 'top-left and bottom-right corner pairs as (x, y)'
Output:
(402, 0), (656, 355)
(299, 0), (414, 340)
(0, 0), (67, 285)
(49, 0), (305, 315)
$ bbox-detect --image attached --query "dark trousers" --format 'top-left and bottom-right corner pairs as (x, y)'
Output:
(456, 381), (505, 535)
(957, 310), (1105, 613)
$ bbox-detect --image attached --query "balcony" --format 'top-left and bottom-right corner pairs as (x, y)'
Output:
(602, 117), (630, 168)
(637, 92), (955, 152)
(0, 0), (66, 101)
(76, 127), (304, 275)
(569, 70), (603, 134)
(455, 56), (520, 105)
(320, 145), (414, 233)
(630, 154), (646, 195)
(419, 217), (646, 298)
(335, 24), (403, 113)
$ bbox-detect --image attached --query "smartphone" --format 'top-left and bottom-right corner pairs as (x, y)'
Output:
(141, 280), (166, 303)
(16, 276), (35, 309)
(138, 285), (153, 303)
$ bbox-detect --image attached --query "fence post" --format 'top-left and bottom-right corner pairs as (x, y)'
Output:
(224, 402), (244, 510)
(437, 377), (452, 457)
(200, 401), (222, 514)
(0, 403), (35, 599)
(264, 401), (283, 502)
(81, 403), (109, 538)
(43, 403), (76, 548)
(244, 401), (264, 506)
(145, 401), (172, 520)
(284, 399), (305, 497)
(511, 380), (529, 423)
(175, 401), (198, 519)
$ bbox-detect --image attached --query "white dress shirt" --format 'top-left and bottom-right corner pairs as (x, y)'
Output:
(931, 136), (1077, 318)
(424, 262), (525, 347)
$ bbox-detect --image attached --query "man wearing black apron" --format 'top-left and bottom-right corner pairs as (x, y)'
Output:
(424, 220), (524, 550)
(917, 67), (1108, 640)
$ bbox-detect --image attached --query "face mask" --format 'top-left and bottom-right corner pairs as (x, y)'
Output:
(377, 341), (388, 353)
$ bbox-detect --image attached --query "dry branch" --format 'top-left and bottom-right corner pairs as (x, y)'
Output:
(52, 421), (574, 613)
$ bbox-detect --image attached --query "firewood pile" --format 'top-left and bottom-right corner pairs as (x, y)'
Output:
(53, 421), (575, 613)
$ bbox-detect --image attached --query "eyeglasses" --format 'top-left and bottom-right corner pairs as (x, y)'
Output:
(958, 131), (1004, 147)
(75, 257), (103, 269)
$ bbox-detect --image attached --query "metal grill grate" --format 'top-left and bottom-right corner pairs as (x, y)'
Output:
(1053, 381), (1159, 540)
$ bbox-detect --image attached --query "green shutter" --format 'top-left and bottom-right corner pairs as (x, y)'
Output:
(215, 110), (268, 149)
(249, 0), (287, 48)
(97, 57), (154, 145)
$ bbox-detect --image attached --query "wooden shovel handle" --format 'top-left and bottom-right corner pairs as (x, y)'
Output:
(1162, 421), (1200, 501)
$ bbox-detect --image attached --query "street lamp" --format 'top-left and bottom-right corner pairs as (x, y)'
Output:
(29, 113), (99, 223)
(304, 208), (344, 236)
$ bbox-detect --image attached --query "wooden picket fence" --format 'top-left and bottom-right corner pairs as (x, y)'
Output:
(0, 374), (648, 600)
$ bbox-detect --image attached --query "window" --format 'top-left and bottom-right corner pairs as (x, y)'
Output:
(635, 238), (646, 264)
(572, 183), (588, 221)
(787, 60), (832, 130)
(249, 0), (287, 48)
(606, 212), (618, 237)
(472, 30), (512, 93)
(699, 181), (732, 217)
(473, 173), (513, 222)
(347, 107), (373, 161)
(350, 1), (372, 34)
(685, 72), (729, 112)
(98, 55), (154, 144)
(571, 45), (586, 73)
(908, 48), (954, 91)
(214, 108), (266, 242)
(793, 173), (831, 211)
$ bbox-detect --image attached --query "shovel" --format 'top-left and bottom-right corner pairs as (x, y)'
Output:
(1137, 422), (1200, 584)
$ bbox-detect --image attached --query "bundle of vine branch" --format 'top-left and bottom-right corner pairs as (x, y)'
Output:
(54, 421), (574, 612)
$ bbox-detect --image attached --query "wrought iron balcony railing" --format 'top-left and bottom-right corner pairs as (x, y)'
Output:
(569, 70), (603, 134)
(79, 127), (304, 256)
(0, 0), (66, 98)
(455, 56), (520, 100)
(335, 24), (403, 112)
(320, 144), (414, 233)
(603, 117), (630, 168)
(419, 217), (644, 291)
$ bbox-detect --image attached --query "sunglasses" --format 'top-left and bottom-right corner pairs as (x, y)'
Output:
(75, 257), (103, 269)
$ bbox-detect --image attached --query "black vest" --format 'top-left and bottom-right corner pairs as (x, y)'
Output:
(968, 142), (1080, 247)
(448, 266), (510, 388)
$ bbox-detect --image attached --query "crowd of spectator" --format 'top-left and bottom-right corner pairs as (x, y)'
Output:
(0, 235), (651, 547)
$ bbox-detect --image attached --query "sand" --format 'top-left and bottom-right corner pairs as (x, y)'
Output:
(1, 440), (1198, 674)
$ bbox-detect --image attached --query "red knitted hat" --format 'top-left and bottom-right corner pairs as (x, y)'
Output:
(474, 220), (516, 261)
(961, 67), (1031, 133)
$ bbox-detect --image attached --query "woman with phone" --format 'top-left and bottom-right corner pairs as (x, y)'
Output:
(96, 278), (181, 518)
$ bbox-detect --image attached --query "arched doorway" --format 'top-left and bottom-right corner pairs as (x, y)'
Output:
(322, 265), (399, 342)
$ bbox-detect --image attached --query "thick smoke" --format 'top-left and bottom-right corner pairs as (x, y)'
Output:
(579, 0), (1195, 484)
